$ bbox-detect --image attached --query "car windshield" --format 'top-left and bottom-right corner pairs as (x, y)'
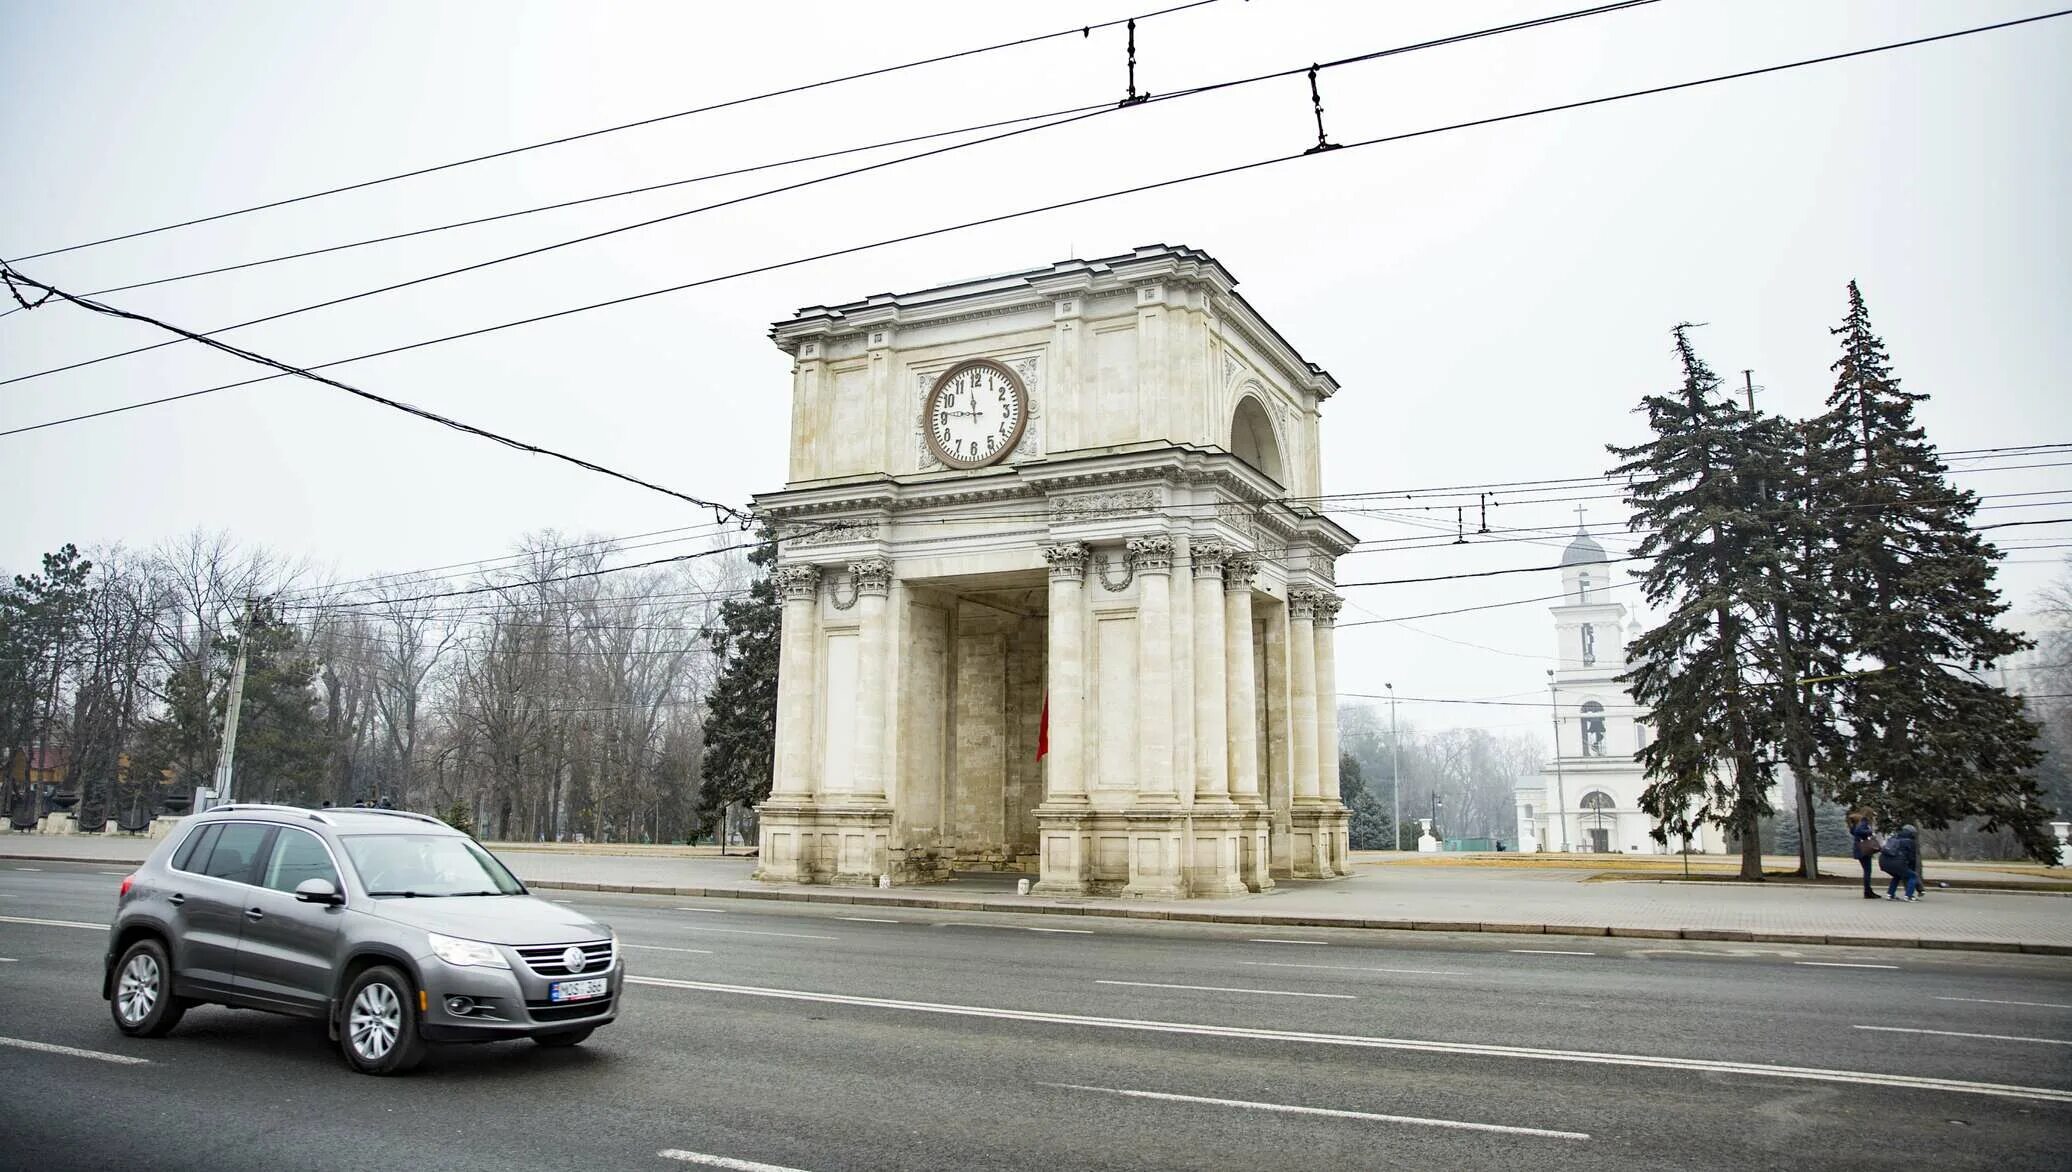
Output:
(340, 834), (525, 897)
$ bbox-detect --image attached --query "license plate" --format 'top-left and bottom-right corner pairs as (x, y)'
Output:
(549, 977), (608, 1003)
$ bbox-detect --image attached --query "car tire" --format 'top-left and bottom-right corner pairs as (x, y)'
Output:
(110, 938), (186, 1038)
(533, 1027), (594, 1048)
(339, 965), (426, 1075)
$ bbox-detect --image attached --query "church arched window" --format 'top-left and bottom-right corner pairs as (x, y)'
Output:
(1579, 700), (1607, 757)
(1230, 394), (1286, 486)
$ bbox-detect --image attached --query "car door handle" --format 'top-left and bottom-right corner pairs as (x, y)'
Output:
(244, 907), (265, 921)
(168, 893), (185, 906)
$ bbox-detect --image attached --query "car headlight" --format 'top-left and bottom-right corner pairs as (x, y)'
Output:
(427, 932), (510, 969)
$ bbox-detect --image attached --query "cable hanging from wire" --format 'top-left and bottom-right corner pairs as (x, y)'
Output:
(7, 5), (2054, 442)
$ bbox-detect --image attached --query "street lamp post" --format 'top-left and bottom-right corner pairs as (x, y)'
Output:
(1430, 793), (1442, 845)
(1547, 669), (1569, 853)
(1386, 683), (1401, 851)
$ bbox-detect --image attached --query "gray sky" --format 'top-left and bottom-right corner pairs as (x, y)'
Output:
(3, 0), (2068, 745)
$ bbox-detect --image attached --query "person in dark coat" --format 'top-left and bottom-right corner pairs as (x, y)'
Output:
(1847, 810), (1880, 899)
(1878, 824), (1922, 901)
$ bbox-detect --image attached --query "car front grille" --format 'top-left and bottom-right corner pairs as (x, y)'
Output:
(526, 998), (614, 1023)
(514, 939), (615, 977)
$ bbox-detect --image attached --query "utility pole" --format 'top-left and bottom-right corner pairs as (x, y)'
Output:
(1386, 682), (1401, 850)
(210, 602), (254, 807)
(1547, 669), (1569, 852)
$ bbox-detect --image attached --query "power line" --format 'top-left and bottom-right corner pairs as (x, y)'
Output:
(13, 5), (2055, 440)
(0, 263), (766, 527)
(5, 0), (1225, 263)
(0, 1), (1671, 387)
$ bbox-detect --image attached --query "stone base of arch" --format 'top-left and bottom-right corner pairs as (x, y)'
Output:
(1287, 803), (1352, 878)
(753, 803), (894, 886)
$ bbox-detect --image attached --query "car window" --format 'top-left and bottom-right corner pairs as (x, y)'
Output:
(198, 822), (274, 884)
(340, 833), (526, 897)
(171, 824), (219, 872)
(262, 827), (339, 893)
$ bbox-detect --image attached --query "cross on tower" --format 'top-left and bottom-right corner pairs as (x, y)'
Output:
(1574, 505), (1588, 530)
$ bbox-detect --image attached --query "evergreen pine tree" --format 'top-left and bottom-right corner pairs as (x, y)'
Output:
(1611, 326), (1792, 880)
(697, 534), (781, 836)
(1813, 282), (2052, 860)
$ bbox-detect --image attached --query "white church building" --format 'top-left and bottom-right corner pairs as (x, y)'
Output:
(1513, 524), (1730, 854)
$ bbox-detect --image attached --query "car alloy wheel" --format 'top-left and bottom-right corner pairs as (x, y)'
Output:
(116, 952), (160, 1025)
(349, 980), (402, 1061)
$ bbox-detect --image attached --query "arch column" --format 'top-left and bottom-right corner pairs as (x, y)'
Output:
(1286, 587), (1329, 878)
(1033, 542), (1092, 896)
(757, 563), (822, 883)
(846, 559), (893, 805)
(1223, 553), (1273, 892)
(1125, 535), (1184, 899)
(1312, 592), (1349, 875)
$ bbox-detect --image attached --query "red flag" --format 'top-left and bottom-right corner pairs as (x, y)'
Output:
(1037, 694), (1049, 761)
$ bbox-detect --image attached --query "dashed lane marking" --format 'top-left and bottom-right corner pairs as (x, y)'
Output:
(1509, 950), (1596, 957)
(1796, 961), (1899, 970)
(0, 1036), (149, 1065)
(673, 907), (727, 914)
(1240, 961), (1467, 977)
(1096, 980), (1353, 1000)
(0, 915), (106, 931)
(624, 943), (717, 956)
(1249, 938), (1329, 946)
(0, 958), (16, 963)
(1935, 996), (2072, 1010)
(552, 899), (576, 904)
(622, 975), (2072, 1105)
(1855, 1025), (2072, 1047)
(13, 868), (42, 872)
(658, 1148), (814, 1171)
(1044, 1083), (1590, 1141)
(837, 917), (902, 924)
(671, 925), (837, 942)
(1026, 927), (1093, 934)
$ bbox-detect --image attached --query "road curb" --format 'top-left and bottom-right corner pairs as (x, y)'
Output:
(513, 877), (2072, 957)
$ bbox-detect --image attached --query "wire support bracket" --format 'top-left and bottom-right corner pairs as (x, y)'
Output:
(1118, 19), (1152, 107)
(1303, 65), (1342, 154)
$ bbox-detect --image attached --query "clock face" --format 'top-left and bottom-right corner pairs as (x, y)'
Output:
(923, 359), (1027, 469)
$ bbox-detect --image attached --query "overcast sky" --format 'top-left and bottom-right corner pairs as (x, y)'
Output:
(3, 0), (2067, 747)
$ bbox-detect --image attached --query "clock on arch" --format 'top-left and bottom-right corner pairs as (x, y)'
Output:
(922, 358), (1028, 469)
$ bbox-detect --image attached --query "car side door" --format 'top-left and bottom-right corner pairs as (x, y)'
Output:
(233, 826), (346, 1016)
(166, 821), (276, 998)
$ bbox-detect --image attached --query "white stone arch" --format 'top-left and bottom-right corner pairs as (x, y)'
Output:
(1577, 789), (1618, 853)
(1228, 385), (1288, 487)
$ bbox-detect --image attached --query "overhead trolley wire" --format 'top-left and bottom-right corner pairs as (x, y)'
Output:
(0, 0), (1670, 387)
(7, 6), (2060, 441)
(5, 0), (1226, 264)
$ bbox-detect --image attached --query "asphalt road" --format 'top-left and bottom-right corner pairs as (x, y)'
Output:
(2, 860), (2068, 1172)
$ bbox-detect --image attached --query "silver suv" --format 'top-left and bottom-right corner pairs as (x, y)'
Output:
(102, 804), (620, 1074)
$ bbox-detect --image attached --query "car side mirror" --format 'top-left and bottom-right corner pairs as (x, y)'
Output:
(294, 877), (343, 906)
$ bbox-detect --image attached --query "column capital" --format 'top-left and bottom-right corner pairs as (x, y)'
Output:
(1127, 534), (1174, 575)
(1288, 588), (1321, 622)
(848, 558), (892, 597)
(774, 563), (821, 601)
(1312, 592), (1343, 626)
(1190, 540), (1228, 578)
(1222, 553), (1258, 592)
(1042, 542), (1090, 581)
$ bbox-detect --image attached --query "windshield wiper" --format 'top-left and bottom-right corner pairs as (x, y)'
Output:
(445, 890), (507, 897)
(366, 890), (426, 898)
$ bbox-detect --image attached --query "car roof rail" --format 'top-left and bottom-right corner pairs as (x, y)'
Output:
(336, 807), (447, 827)
(207, 802), (333, 825)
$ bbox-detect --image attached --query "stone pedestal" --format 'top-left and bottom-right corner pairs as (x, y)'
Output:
(1287, 806), (1335, 878)
(1032, 806), (1094, 896)
(755, 804), (893, 885)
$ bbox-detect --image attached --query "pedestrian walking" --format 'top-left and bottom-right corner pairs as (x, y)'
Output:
(1878, 824), (1922, 901)
(1848, 810), (1882, 899)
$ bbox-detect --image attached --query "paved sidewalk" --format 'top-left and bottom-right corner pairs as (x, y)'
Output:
(9, 834), (2066, 954)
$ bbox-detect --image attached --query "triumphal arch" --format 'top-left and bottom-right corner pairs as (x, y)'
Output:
(752, 245), (1354, 898)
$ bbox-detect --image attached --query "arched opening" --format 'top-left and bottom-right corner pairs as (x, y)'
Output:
(1579, 791), (1616, 853)
(1230, 395), (1286, 486)
(1579, 700), (1607, 757)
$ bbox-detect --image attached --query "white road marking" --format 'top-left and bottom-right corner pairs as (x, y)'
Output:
(837, 917), (902, 924)
(1795, 961), (1898, 970)
(672, 925), (837, 942)
(13, 867), (42, 872)
(1045, 1083), (1589, 1141)
(1026, 927), (1093, 934)
(1097, 980), (1353, 1000)
(1249, 938), (1329, 946)
(1855, 1025), (2072, 1047)
(0, 1036), (149, 1065)
(624, 944), (716, 956)
(98, 871), (124, 876)
(624, 975), (2072, 1105)
(1509, 949), (1596, 957)
(1936, 996), (2072, 1010)
(0, 957), (16, 962)
(552, 899), (576, 904)
(0, 914), (106, 931)
(658, 1149), (814, 1171)
(1240, 961), (1467, 977)
(673, 907), (727, 914)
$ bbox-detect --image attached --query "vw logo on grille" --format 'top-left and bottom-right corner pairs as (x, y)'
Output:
(562, 945), (588, 973)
